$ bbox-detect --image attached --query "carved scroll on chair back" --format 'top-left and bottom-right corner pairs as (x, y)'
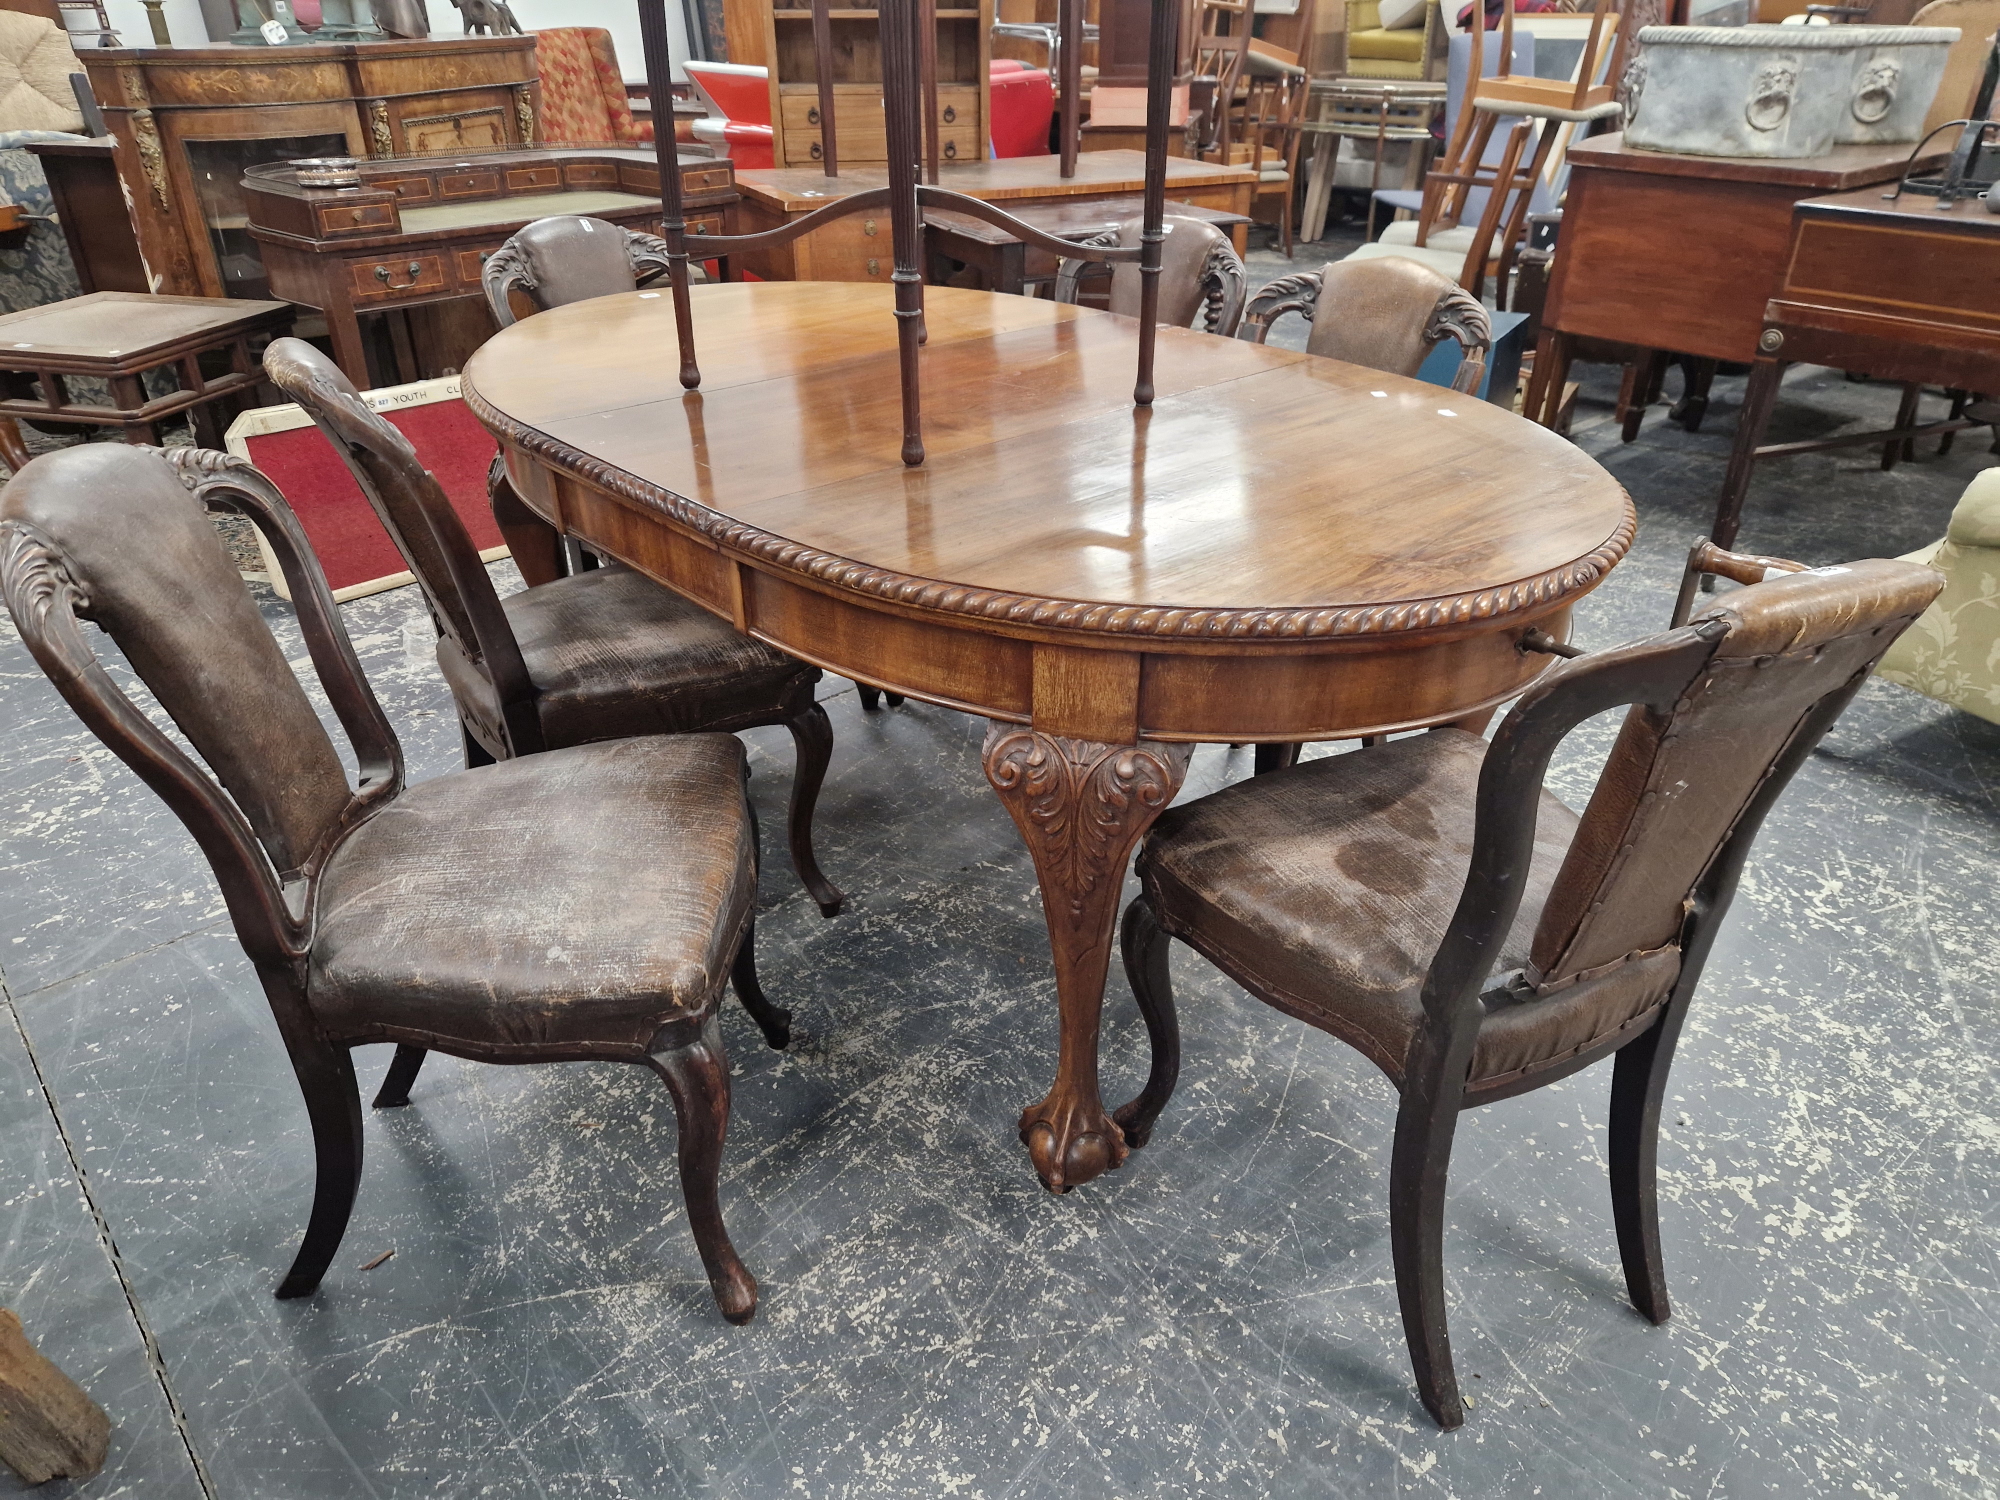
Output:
(481, 214), (677, 329)
(1244, 257), (1492, 394)
(261, 334), (844, 922)
(0, 442), (782, 1321)
(1116, 547), (1942, 1428)
(1055, 214), (1248, 336)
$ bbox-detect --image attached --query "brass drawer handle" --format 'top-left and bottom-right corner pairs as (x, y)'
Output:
(406, 260), (423, 283)
(943, 139), (958, 160)
(806, 106), (820, 125)
(810, 141), (822, 160)
(864, 218), (877, 236)
(867, 257), (880, 276)
(374, 264), (390, 282)
(942, 104), (957, 124)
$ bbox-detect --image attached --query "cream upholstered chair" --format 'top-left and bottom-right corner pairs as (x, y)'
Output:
(1876, 468), (2000, 725)
(0, 11), (84, 135)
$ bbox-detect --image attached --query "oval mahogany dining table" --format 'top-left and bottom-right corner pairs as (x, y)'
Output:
(462, 280), (1635, 1193)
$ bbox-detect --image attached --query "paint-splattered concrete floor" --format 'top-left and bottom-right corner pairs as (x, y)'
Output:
(1, 300), (1995, 1496)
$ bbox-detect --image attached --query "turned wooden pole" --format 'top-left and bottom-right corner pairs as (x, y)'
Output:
(638, 0), (702, 390)
(881, 0), (927, 465)
(1134, 0), (1179, 406)
(810, 0), (840, 174)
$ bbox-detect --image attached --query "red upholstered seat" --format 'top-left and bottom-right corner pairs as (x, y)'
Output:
(535, 26), (653, 146)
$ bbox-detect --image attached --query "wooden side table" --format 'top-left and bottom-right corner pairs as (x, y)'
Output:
(925, 195), (1253, 296)
(0, 293), (293, 469)
(1711, 188), (2000, 555)
(1521, 134), (1944, 429)
(1297, 79), (1444, 245)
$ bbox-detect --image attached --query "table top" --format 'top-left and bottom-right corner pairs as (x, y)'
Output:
(736, 151), (1260, 214)
(0, 293), (292, 362)
(924, 195), (1251, 246)
(462, 282), (1631, 637)
(1569, 132), (1944, 190)
(1796, 184), (2000, 234)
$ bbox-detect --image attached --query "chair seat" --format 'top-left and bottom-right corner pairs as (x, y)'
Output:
(1348, 25), (1428, 64)
(1342, 239), (1472, 284)
(1139, 731), (1678, 1086)
(1378, 219), (1476, 253)
(1258, 165), (1292, 183)
(441, 563), (813, 749)
(310, 735), (756, 1057)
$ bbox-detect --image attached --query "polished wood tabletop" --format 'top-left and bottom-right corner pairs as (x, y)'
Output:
(463, 281), (1634, 1193)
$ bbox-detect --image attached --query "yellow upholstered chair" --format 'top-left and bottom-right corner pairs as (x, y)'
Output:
(1344, 0), (1441, 82)
(1876, 467), (2000, 726)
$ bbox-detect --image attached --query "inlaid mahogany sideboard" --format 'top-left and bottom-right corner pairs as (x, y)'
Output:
(80, 37), (541, 303)
(244, 146), (738, 386)
(1522, 133), (1945, 428)
(464, 281), (1634, 1195)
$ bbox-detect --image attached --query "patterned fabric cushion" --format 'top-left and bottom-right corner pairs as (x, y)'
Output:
(0, 15), (81, 135)
(534, 27), (652, 146)
(1876, 469), (2000, 725)
(0, 133), (83, 317)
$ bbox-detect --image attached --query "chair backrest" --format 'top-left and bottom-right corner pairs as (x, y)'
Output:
(261, 338), (534, 737)
(1245, 256), (1492, 392)
(1525, 560), (1942, 990)
(1913, 0), (2000, 135)
(481, 214), (673, 328)
(1187, 0), (1252, 156)
(535, 26), (644, 146)
(1055, 215), (1248, 335)
(0, 443), (401, 954)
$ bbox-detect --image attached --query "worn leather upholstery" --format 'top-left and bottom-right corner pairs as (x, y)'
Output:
(1308, 257), (1472, 376)
(264, 339), (818, 758)
(437, 562), (808, 746)
(1058, 215), (1248, 336)
(1134, 730), (1664, 1085)
(1, 443), (351, 876)
(1531, 560), (1945, 985)
(311, 735), (755, 1056)
(481, 215), (675, 331)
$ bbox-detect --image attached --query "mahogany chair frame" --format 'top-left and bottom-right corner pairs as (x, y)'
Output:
(1243, 261), (1493, 393)
(0, 444), (781, 1319)
(1114, 540), (1940, 1427)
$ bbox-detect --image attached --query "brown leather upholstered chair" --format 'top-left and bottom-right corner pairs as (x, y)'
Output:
(0, 443), (790, 1322)
(1113, 543), (1942, 1428)
(479, 214), (677, 331)
(1054, 215), (1249, 337)
(1243, 257), (1492, 395)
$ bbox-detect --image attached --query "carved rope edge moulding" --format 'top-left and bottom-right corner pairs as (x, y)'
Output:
(462, 386), (1639, 643)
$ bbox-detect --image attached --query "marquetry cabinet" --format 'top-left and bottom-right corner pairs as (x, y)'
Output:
(81, 38), (540, 301)
(724, 0), (994, 168)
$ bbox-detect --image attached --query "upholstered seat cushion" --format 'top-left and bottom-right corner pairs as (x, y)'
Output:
(1348, 27), (1429, 64)
(310, 735), (755, 1055)
(1342, 239), (1471, 284)
(0, 15), (82, 134)
(1138, 731), (1676, 1086)
(1378, 220), (1475, 254)
(439, 563), (812, 748)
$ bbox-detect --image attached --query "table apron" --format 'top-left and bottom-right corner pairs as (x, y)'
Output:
(503, 440), (1567, 744)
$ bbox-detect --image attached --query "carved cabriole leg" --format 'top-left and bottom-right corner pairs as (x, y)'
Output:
(983, 722), (1192, 1192)
(648, 1012), (758, 1324)
(783, 700), (844, 916)
(371, 1043), (426, 1108)
(1113, 897), (1180, 1149)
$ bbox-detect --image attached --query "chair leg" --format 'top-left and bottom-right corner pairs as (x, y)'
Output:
(648, 1013), (758, 1324)
(783, 701), (845, 917)
(274, 1039), (364, 1300)
(371, 1043), (427, 1108)
(1389, 1090), (1465, 1429)
(1253, 742), (1302, 776)
(1111, 899), (1180, 1150)
(730, 919), (791, 1050)
(461, 723), (497, 769)
(1608, 1013), (1676, 1325)
(1883, 382), (1922, 470)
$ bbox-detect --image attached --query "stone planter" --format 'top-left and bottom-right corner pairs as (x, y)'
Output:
(1624, 24), (1960, 159)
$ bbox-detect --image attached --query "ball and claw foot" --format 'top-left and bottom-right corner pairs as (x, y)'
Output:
(1020, 1096), (1130, 1194)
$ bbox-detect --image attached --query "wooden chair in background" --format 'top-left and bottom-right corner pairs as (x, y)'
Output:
(1055, 213), (1249, 335)
(261, 337), (849, 950)
(0, 441), (788, 1322)
(1243, 256), (1492, 393)
(1112, 541), (1942, 1428)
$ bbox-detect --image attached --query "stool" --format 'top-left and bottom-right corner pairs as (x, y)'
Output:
(0, 292), (294, 470)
